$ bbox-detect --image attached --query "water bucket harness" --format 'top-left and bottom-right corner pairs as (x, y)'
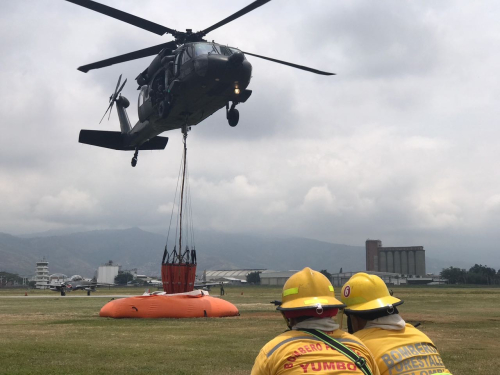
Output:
(297, 328), (373, 375)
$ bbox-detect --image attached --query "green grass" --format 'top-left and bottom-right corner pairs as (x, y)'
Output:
(0, 286), (499, 374)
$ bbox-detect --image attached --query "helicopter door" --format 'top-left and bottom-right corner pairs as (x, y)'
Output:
(138, 85), (154, 123)
(180, 45), (194, 79)
(174, 46), (194, 80)
(174, 52), (182, 77)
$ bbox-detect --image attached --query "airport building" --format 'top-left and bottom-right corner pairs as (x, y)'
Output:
(48, 273), (67, 287)
(329, 271), (444, 287)
(366, 239), (426, 276)
(204, 267), (441, 287)
(34, 258), (50, 289)
(201, 270), (300, 286)
(203, 270), (300, 286)
(204, 240), (432, 288)
(203, 269), (271, 284)
(260, 271), (297, 286)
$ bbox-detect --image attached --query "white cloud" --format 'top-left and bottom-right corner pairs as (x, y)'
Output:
(33, 188), (101, 223)
(262, 201), (288, 215)
(0, 0), (499, 266)
(484, 194), (500, 214)
(300, 185), (337, 214)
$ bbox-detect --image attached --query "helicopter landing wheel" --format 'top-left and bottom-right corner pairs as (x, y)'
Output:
(158, 99), (170, 119)
(228, 108), (239, 127)
(131, 149), (138, 167)
(87, 290), (91, 296)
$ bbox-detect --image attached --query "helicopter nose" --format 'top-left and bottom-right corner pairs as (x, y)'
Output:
(228, 52), (244, 67)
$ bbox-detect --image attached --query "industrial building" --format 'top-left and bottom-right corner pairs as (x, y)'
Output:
(366, 239), (426, 276)
(96, 260), (120, 284)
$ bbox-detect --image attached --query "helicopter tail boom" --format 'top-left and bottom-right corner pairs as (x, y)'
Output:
(79, 130), (168, 151)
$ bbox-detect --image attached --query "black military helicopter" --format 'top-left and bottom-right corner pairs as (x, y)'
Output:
(67, 0), (334, 167)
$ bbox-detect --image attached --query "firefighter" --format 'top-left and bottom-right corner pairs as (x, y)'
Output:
(340, 273), (452, 375)
(251, 267), (380, 375)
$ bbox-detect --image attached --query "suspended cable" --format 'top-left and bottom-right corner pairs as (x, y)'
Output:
(166, 148), (184, 249)
(161, 125), (197, 293)
(186, 157), (196, 249)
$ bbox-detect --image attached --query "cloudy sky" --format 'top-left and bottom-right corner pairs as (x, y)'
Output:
(1, 0), (499, 267)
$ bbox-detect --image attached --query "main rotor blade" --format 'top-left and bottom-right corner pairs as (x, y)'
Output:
(78, 41), (177, 73)
(65, 0), (177, 36)
(199, 0), (271, 36)
(242, 51), (335, 76)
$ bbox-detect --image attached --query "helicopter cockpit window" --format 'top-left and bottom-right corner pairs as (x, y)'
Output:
(218, 45), (244, 58)
(138, 86), (148, 107)
(218, 45), (232, 56)
(229, 47), (242, 55)
(194, 43), (219, 57)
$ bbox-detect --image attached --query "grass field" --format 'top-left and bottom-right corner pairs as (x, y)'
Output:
(0, 286), (499, 374)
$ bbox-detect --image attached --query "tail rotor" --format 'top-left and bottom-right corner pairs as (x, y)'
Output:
(100, 74), (127, 124)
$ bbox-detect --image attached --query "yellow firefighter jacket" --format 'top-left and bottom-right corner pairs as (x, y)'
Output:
(353, 323), (451, 375)
(251, 329), (380, 375)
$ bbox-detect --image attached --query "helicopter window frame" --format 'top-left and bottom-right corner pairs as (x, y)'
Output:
(174, 52), (182, 76)
(181, 45), (194, 65)
(138, 85), (148, 107)
(218, 45), (232, 56)
(218, 45), (244, 59)
(193, 43), (220, 57)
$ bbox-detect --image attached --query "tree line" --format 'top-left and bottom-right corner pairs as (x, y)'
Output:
(0, 271), (34, 287)
(440, 264), (500, 285)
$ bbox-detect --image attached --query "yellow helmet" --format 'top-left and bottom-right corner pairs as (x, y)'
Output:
(341, 272), (403, 314)
(278, 267), (344, 315)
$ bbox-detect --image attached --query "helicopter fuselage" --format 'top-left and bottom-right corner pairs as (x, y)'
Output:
(127, 42), (253, 146)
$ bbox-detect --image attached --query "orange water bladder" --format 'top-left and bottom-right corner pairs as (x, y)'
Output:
(99, 290), (239, 319)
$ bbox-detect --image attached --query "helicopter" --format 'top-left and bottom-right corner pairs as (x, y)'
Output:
(67, 0), (334, 167)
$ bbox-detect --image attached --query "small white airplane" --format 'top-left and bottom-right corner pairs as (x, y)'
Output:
(49, 275), (111, 296)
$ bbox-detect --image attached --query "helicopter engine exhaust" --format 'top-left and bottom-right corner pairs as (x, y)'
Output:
(228, 52), (244, 67)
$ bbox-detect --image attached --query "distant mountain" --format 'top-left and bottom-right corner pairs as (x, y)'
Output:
(0, 228), (365, 277)
(0, 228), (467, 278)
(425, 257), (471, 275)
(18, 227), (90, 238)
